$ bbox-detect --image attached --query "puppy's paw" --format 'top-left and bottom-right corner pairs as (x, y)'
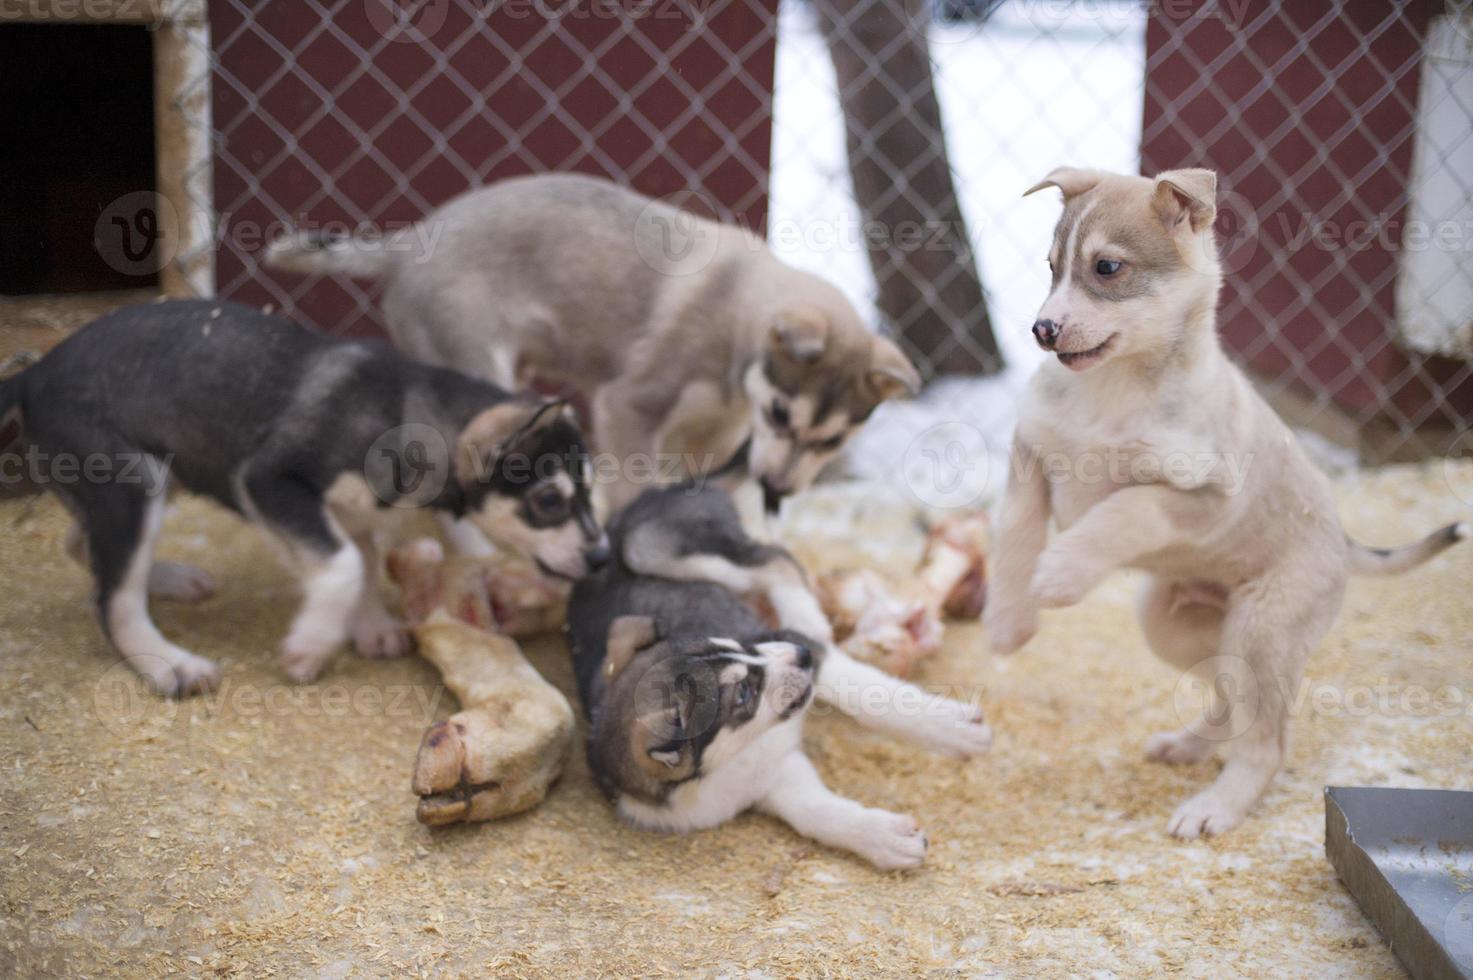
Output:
(174, 655), (223, 697)
(982, 603), (1037, 655)
(281, 644), (331, 685)
(148, 562), (216, 602)
(133, 652), (221, 699)
(914, 699), (993, 759)
(352, 611), (412, 659)
(1145, 728), (1216, 765)
(1167, 790), (1245, 839)
(1030, 548), (1103, 608)
(849, 810), (928, 871)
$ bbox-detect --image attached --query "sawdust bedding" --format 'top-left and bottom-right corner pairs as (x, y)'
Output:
(1, 456), (1469, 977)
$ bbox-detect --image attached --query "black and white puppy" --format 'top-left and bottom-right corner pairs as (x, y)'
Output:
(0, 299), (605, 696)
(568, 486), (992, 870)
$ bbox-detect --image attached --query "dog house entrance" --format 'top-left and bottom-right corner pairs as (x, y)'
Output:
(0, 4), (213, 301)
(0, 24), (157, 295)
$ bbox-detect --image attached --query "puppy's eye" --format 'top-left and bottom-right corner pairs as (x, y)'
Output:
(769, 402), (790, 430)
(1095, 258), (1122, 277)
(814, 433), (846, 453)
(528, 486), (567, 518)
(736, 677), (757, 711)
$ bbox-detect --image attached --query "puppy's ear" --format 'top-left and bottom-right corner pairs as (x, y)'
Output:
(769, 309), (829, 364)
(455, 400), (560, 485)
(867, 336), (921, 401)
(1024, 166), (1102, 199)
(1153, 169), (1217, 234)
(605, 615), (659, 681)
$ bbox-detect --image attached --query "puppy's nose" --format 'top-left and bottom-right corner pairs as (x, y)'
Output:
(759, 478), (785, 515)
(1032, 319), (1061, 350)
(583, 539), (611, 569)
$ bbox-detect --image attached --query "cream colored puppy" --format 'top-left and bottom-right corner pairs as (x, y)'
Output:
(984, 166), (1467, 838)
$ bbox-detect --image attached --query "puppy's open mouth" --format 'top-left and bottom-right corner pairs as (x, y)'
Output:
(778, 680), (814, 719)
(1056, 333), (1118, 371)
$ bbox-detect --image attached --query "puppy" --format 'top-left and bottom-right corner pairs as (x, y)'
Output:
(267, 173), (922, 514)
(0, 299), (606, 696)
(984, 167), (1468, 838)
(567, 485), (992, 869)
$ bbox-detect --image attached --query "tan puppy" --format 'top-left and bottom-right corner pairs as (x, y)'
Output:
(267, 173), (920, 515)
(984, 166), (1467, 838)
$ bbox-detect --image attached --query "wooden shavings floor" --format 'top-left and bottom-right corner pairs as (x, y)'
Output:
(1, 460), (1470, 976)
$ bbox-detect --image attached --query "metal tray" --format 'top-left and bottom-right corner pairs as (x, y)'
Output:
(1326, 786), (1473, 979)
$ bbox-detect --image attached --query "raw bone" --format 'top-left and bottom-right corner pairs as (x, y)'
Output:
(386, 539), (574, 826)
(814, 511), (989, 677)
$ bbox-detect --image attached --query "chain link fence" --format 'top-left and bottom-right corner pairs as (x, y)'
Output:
(28, 0), (1473, 478)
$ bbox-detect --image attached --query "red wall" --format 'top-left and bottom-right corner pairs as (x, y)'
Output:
(211, 0), (779, 336)
(1142, 0), (1472, 428)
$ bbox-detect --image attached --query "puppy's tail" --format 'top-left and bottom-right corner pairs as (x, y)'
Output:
(1347, 523), (1469, 575)
(265, 228), (407, 279)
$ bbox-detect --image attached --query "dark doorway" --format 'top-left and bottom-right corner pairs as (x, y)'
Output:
(0, 24), (158, 295)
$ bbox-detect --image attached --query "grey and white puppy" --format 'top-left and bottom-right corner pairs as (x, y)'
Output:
(0, 299), (605, 696)
(567, 485), (992, 869)
(266, 173), (922, 514)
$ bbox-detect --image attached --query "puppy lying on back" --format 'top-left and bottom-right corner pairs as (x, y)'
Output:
(985, 167), (1467, 838)
(268, 173), (922, 515)
(568, 486), (992, 869)
(0, 299), (606, 696)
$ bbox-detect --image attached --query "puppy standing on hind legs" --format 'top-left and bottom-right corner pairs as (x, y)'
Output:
(984, 165), (1468, 838)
